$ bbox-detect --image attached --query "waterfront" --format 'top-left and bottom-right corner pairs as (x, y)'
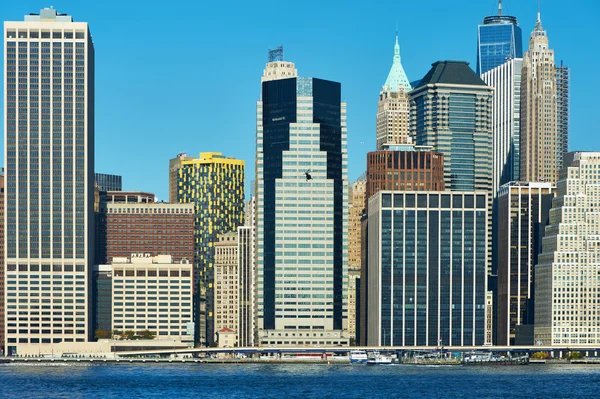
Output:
(1, 363), (600, 398)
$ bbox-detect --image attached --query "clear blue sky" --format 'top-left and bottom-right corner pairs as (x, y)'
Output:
(1, 0), (599, 200)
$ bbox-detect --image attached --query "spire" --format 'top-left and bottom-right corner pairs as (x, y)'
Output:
(383, 33), (411, 93)
(498, 0), (502, 16)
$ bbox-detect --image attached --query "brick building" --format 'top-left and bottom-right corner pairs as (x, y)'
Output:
(366, 146), (445, 207)
(102, 202), (195, 264)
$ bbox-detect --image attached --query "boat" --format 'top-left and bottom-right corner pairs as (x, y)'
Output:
(367, 351), (394, 365)
(349, 350), (368, 364)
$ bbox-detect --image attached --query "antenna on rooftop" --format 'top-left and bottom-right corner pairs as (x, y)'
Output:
(268, 46), (284, 62)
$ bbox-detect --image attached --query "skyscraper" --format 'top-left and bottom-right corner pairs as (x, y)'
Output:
(482, 58), (523, 194)
(214, 232), (239, 345)
(178, 152), (244, 345)
(520, 13), (559, 184)
(556, 62), (569, 169)
(476, 1), (523, 75)
(256, 53), (349, 347)
(367, 191), (488, 346)
(535, 152), (600, 345)
(169, 152), (193, 203)
(376, 35), (412, 149)
(4, 8), (95, 354)
(497, 182), (553, 346)
(411, 61), (493, 193)
(237, 196), (256, 347)
(0, 172), (4, 350)
(347, 175), (366, 342)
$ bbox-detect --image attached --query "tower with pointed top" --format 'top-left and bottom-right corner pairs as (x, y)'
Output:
(520, 12), (559, 184)
(376, 35), (412, 149)
(477, 0), (523, 75)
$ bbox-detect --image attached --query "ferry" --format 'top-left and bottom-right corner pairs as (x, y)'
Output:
(349, 350), (368, 364)
(366, 351), (394, 365)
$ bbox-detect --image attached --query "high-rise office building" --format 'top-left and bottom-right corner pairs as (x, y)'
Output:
(102, 202), (195, 264)
(214, 232), (238, 345)
(0, 172), (4, 350)
(482, 58), (523, 194)
(497, 182), (553, 346)
(178, 152), (244, 345)
(520, 13), (559, 184)
(556, 62), (569, 169)
(411, 61), (493, 272)
(4, 8), (95, 354)
(476, 1), (523, 75)
(238, 196), (257, 346)
(169, 153), (193, 203)
(94, 173), (122, 192)
(535, 152), (600, 345)
(366, 146), (445, 206)
(376, 35), (412, 149)
(108, 254), (193, 341)
(237, 197), (256, 347)
(411, 61), (493, 193)
(367, 191), (488, 346)
(347, 174), (365, 342)
(256, 54), (349, 347)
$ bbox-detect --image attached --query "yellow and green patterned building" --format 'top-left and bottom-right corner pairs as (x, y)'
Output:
(178, 152), (245, 345)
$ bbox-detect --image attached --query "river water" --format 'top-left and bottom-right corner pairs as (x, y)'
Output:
(1, 362), (599, 398)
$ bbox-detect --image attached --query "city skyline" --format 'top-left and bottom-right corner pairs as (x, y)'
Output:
(0, 0), (595, 200)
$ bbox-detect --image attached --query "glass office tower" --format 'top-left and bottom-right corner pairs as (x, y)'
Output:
(4, 8), (95, 354)
(477, 2), (523, 75)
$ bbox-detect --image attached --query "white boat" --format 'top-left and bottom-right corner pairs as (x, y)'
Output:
(349, 350), (368, 364)
(367, 351), (394, 365)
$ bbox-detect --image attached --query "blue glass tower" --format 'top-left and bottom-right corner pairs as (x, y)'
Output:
(476, 1), (523, 75)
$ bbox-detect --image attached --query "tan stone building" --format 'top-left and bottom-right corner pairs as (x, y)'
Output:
(376, 35), (412, 149)
(214, 232), (238, 345)
(347, 175), (366, 341)
(520, 13), (559, 184)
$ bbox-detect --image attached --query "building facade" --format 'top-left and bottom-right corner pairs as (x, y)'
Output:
(256, 58), (349, 347)
(169, 153), (193, 204)
(4, 8), (95, 354)
(237, 196), (256, 347)
(178, 152), (244, 345)
(535, 153), (600, 345)
(376, 35), (412, 149)
(367, 191), (488, 346)
(94, 173), (122, 192)
(109, 255), (193, 341)
(102, 202), (195, 264)
(366, 147), (445, 207)
(0, 172), (4, 350)
(482, 58), (523, 194)
(497, 182), (554, 346)
(347, 175), (365, 342)
(214, 232), (238, 345)
(520, 14), (559, 184)
(476, 2), (523, 75)
(556, 62), (569, 169)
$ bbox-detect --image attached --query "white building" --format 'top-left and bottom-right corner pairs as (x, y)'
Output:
(256, 51), (349, 346)
(237, 196), (256, 347)
(482, 58), (523, 196)
(4, 8), (95, 355)
(110, 254), (193, 341)
(535, 152), (600, 345)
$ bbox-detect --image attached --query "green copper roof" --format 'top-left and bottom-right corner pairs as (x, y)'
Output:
(383, 35), (411, 93)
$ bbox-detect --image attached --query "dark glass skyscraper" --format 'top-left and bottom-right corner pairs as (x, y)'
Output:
(477, 2), (523, 75)
(256, 58), (349, 346)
